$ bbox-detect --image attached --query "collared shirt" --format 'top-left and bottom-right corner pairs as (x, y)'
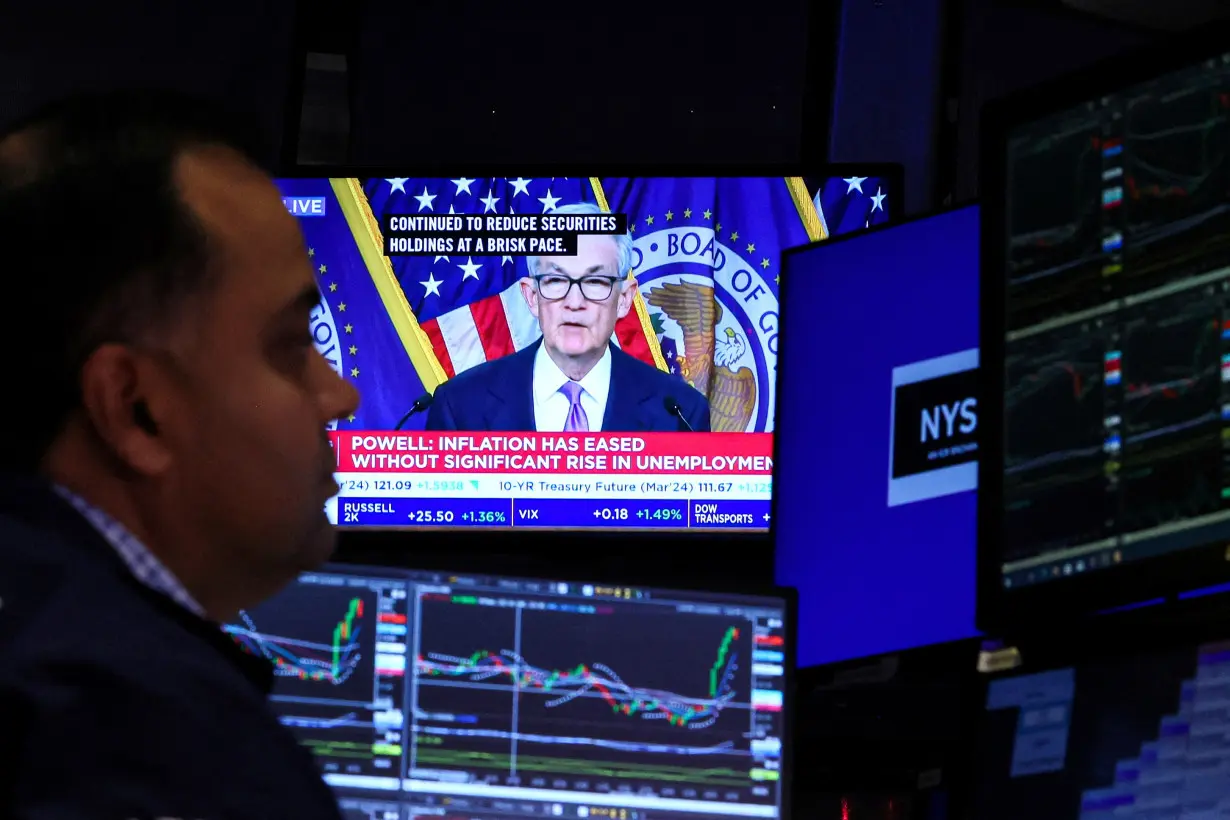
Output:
(531, 343), (611, 432)
(54, 485), (207, 617)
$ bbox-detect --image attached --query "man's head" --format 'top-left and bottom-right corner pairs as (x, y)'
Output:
(0, 91), (359, 617)
(522, 202), (636, 377)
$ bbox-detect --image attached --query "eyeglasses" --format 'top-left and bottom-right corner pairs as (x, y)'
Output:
(534, 274), (619, 302)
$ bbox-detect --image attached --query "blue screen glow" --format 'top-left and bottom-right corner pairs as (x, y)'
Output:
(775, 205), (981, 667)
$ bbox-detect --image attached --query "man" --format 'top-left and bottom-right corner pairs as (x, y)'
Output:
(0, 91), (358, 819)
(425, 202), (710, 432)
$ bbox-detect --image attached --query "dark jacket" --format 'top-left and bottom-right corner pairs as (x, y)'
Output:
(0, 474), (343, 820)
(426, 339), (711, 432)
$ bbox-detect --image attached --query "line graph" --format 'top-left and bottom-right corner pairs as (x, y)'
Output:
(1116, 290), (1227, 532)
(224, 571), (411, 782)
(409, 593), (766, 802)
(1006, 111), (1109, 328)
(228, 593), (374, 701)
(1120, 294), (1221, 445)
(1121, 65), (1230, 292)
(1003, 325), (1114, 559)
(417, 624), (741, 730)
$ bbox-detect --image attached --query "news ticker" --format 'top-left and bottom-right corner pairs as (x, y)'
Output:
(381, 212), (628, 256)
(330, 495), (771, 529)
(332, 431), (773, 475)
(327, 431), (773, 529)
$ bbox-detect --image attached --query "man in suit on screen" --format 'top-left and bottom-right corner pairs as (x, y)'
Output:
(426, 203), (710, 433)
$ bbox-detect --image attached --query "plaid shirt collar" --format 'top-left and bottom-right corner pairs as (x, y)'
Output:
(54, 486), (207, 618)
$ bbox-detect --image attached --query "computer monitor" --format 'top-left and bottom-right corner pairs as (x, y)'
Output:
(224, 563), (794, 820)
(970, 616), (1230, 818)
(979, 29), (1230, 627)
(282, 175), (834, 535)
(775, 206), (981, 666)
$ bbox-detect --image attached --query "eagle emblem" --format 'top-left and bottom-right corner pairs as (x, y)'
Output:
(646, 282), (758, 433)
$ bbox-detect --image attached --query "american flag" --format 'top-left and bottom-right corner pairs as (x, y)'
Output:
(362, 177), (658, 379)
(815, 173), (894, 236)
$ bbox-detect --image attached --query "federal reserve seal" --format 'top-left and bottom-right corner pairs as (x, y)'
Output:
(630, 225), (778, 433)
(310, 292), (345, 433)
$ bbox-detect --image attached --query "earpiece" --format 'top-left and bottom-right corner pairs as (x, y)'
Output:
(132, 400), (159, 435)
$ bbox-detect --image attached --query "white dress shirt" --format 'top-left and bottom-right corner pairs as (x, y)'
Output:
(532, 344), (611, 432)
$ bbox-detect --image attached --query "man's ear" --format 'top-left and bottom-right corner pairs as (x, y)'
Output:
(520, 277), (538, 313)
(77, 344), (173, 476)
(616, 277), (638, 319)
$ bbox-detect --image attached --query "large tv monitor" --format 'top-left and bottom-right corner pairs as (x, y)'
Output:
(979, 27), (1230, 629)
(224, 562), (795, 820)
(282, 174), (838, 534)
(969, 613), (1230, 819)
(774, 206), (981, 666)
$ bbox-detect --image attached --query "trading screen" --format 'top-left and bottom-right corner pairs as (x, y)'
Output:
(973, 639), (1230, 818)
(999, 51), (1230, 588)
(224, 565), (791, 820)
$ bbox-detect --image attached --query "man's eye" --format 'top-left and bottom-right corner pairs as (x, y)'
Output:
(543, 276), (569, 286)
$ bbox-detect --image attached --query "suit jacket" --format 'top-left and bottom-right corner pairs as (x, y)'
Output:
(0, 474), (343, 820)
(426, 340), (711, 433)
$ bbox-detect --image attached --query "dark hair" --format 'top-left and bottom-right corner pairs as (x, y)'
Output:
(0, 90), (268, 472)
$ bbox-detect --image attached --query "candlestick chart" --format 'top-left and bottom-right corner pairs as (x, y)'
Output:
(228, 589), (374, 703)
(409, 593), (765, 797)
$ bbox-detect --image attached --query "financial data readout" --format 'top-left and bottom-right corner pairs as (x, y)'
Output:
(1000, 52), (1230, 588)
(226, 566), (790, 820)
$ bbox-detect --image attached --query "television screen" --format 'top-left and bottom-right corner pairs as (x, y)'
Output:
(775, 206), (981, 667)
(986, 49), (1230, 595)
(225, 563), (793, 820)
(281, 176), (831, 532)
(972, 633), (1230, 818)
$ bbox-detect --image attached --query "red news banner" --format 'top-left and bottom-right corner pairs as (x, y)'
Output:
(331, 432), (774, 476)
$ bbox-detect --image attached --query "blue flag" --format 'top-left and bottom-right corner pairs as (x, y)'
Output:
(596, 178), (821, 433)
(815, 174), (893, 236)
(277, 178), (430, 431)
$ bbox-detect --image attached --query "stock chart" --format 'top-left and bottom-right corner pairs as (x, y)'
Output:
(409, 590), (783, 809)
(1118, 290), (1226, 533)
(1004, 322), (1112, 560)
(232, 565), (790, 819)
(225, 571), (410, 783)
(996, 50), (1230, 586)
(1122, 63), (1230, 293)
(1005, 108), (1108, 330)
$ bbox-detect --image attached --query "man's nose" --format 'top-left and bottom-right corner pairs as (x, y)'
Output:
(562, 284), (588, 309)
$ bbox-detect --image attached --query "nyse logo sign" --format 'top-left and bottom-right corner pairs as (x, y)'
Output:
(887, 348), (979, 507)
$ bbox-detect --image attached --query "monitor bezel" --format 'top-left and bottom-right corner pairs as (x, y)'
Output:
(315, 556), (800, 820)
(976, 24), (1230, 634)
(771, 201), (980, 544)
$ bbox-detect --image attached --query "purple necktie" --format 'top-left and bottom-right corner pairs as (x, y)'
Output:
(560, 381), (590, 432)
